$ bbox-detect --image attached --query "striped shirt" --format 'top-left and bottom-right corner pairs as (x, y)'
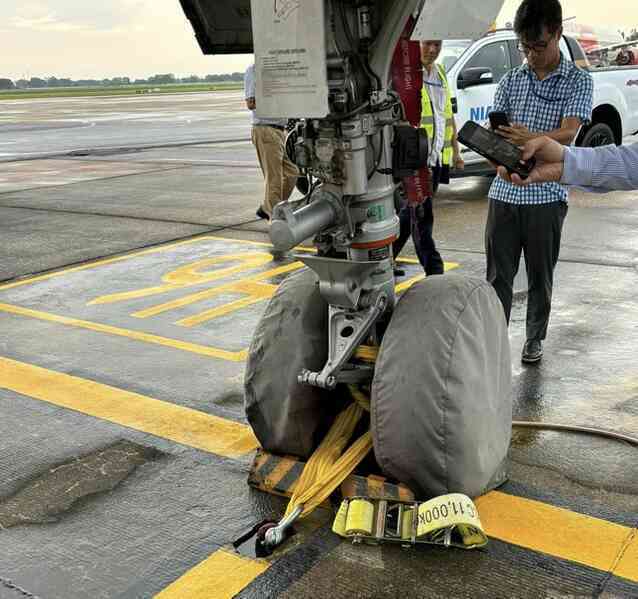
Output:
(489, 54), (593, 205)
(562, 143), (638, 192)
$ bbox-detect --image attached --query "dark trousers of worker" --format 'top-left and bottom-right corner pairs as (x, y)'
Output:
(393, 165), (443, 276)
(485, 199), (568, 341)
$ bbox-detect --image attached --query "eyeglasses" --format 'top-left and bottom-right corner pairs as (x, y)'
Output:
(517, 40), (551, 54)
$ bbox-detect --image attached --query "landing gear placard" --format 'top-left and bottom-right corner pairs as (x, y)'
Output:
(251, 0), (329, 119)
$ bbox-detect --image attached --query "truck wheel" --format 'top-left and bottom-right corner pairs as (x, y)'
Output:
(580, 123), (615, 148)
(371, 274), (512, 498)
(244, 268), (345, 458)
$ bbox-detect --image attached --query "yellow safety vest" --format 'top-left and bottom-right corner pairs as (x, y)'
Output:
(421, 63), (454, 167)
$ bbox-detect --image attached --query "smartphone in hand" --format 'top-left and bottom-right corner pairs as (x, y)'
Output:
(458, 121), (535, 180)
(489, 111), (510, 131)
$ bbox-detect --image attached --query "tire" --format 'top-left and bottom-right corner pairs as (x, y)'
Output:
(579, 122), (615, 148)
(244, 269), (346, 458)
(371, 274), (512, 498)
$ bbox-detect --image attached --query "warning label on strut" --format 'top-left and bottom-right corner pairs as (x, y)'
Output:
(251, 0), (329, 118)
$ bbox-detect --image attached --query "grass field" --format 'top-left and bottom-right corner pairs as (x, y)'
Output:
(0, 82), (243, 100)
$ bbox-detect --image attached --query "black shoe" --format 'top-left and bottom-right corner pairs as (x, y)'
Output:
(521, 339), (543, 364)
(256, 207), (269, 220)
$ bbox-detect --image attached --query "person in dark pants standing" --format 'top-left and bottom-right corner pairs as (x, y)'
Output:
(393, 39), (464, 276)
(486, 0), (593, 363)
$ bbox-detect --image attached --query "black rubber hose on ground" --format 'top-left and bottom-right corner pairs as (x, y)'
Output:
(512, 421), (638, 446)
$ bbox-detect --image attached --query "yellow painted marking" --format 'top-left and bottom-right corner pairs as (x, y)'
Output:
(0, 228), (461, 363)
(154, 548), (268, 599)
(395, 274), (425, 294)
(0, 232), (413, 294)
(137, 258), (454, 326)
(0, 303), (247, 362)
(0, 356), (258, 457)
(0, 259), (460, 363)
(133, 262), (302, 321)
(90, 253), (274, 305)
(182, 294), (265, 325)
(3, 352), (636, 588)
(0, 236), (238, 292)
(476, 491), (638, 583)
(0, 235), (316, 294)
(262, 457), (299, 492)
(394, 261), (459, 293)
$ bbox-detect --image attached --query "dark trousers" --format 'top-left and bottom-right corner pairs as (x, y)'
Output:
(393, 166), (443, 276)
(485, 199), (568, 341)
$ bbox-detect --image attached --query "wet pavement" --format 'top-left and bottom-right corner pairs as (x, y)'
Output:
(0, 92), (248, 161)
(0, 91), (637, 598)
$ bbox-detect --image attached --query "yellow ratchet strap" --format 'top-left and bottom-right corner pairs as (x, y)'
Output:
(332, 494), (488, 549)
(281, 386), (372, 519)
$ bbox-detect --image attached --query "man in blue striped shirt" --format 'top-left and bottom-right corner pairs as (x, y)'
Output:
(497, 137), (638, 193)
(486, 0), (593, 364)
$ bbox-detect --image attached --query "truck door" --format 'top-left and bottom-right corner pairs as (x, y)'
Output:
(455, 40), (513, 129)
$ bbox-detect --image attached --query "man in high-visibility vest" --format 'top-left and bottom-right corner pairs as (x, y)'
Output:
(393, 39), (464, 276)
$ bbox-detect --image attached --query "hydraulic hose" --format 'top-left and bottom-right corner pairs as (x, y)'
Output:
(512, 421), (638, 446)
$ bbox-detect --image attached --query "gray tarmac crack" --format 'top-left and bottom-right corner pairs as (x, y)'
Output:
(0, 138), (250, 164)
(593, 526), (638, 598)
(0, 575), (41, 599)
(0, 203), (230, 228)
(0, 165), (189, 197)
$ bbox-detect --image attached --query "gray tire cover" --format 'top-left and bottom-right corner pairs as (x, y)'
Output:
(244, 268), (339, 458)
(371, 274), (512, 498)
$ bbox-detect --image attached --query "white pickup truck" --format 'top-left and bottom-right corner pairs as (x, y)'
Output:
(441, 30), (638, 176)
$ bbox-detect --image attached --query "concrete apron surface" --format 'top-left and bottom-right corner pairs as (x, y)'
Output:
(0, 235), (637, 599)
(1, 95), (638, 596)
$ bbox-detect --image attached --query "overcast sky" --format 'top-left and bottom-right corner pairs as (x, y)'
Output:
(2, 0), (637, 80)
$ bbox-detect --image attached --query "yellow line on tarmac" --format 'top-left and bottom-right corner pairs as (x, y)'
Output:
(154, 548), (268, 599)
(476, 491), (638, 583)
(134, 262), (302, 320)
(157, 488), (638, 598)
(0, 236), (226, 292)
(0, 236), (316, 293)
(3, 353), (638, 590)
(394, 261), (459, 293)
(0, 232), (428, 296)
(0, 303), (247, 362)
(0, 356), (258, 458)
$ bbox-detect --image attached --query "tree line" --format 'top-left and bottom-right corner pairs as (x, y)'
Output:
(0, 72), (245, 91)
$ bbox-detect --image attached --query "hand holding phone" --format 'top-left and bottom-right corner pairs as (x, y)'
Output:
(457, 121), (536, 180)
(489, 111), (510, 132)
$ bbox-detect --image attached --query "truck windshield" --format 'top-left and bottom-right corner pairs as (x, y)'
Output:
(440, 40), (472, 71)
